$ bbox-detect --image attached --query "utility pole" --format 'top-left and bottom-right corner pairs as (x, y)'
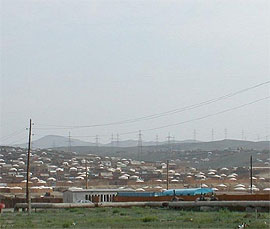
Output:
(26, 119), (32, 214)
(166, 160), (169, 190)
(250, 155), (253, 194)
(211, 128), (214, 141)
(85, 159), (88, 189)
(137, 130), (142, 161)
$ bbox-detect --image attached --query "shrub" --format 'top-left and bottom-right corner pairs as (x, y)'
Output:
(69, 208), (79, 213)
(62, 222), (70, 228)
(141, 216), (158, 223)
(112, 209), (120, 214)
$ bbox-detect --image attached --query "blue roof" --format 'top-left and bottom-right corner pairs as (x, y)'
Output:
(116, 188), (213, 197)
(117, 192), (158, 197)
(162, 188), (213, 196)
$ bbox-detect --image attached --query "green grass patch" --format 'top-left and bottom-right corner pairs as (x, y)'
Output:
(0, 207), (269, 228)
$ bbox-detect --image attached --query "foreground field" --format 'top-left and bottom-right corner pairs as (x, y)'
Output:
(0, 207), (269, 228)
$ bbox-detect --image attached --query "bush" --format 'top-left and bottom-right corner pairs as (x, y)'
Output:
(112, 209), (120, 214)
(141, 216), (158, 223)
(96, 208), (107, 213)
(69, 208), (79, 213)
(62, 222), (70, 228)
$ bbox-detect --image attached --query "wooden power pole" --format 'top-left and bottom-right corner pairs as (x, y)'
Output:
(85, 159), (88, 189)
(166, 160), (169, 190)
(26, 119), (32, 214)
(250, 155), (253, 194)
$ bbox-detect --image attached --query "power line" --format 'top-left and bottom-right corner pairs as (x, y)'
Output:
(30, 96), (270, 141)
(4, 135), (28, 146)
(35, 81), (270, 130)
(130, 96), (270, 134)
(0, 128), (27, 142)
(37, 96), (270, 140)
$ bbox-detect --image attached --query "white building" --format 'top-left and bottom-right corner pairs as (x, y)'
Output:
(63, 188), (133, 203)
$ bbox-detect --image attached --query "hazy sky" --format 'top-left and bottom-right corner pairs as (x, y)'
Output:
(1, 0), (269, 144)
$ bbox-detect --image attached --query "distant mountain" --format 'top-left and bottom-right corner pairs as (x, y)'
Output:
(57, 139), (269, 167)
(171, 139), (270, 151)
(16, 135), (96, 149)
(15, 135), (201, 149)
(174, 139), (201, 144)
(14, 135), (269, 152)
(106, 140), (143, 147)
(106, 139), (201, 147)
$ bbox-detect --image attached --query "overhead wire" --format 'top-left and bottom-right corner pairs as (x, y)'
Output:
(3, 134), (28, 146)
(3, 96), (268, 142)
(0, 128), (27, 141)
(70, 96), (270, 138)
(34, 80), (270, 130)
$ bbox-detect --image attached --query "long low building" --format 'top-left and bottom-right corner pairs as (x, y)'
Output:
(63, 188), (134, 203)
(63, 188), (214, 203)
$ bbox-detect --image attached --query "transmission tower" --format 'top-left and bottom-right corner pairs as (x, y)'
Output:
(193, 129), (197, 141)
(167, 133), (172, 153)
(137, 130), (143, 161)
(156, 135), (159, 151)
(52, 141), (56, 149)
(95, 135), (99, 152)
(111, 133), (114, 147)
(224, 128), (228, 140)
(116, 133), (120, 147)
(68, 132), (72, 152)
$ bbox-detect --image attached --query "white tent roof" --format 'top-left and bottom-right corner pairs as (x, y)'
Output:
(234, 187), (246, 191)
(218, 184), (227, 187)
